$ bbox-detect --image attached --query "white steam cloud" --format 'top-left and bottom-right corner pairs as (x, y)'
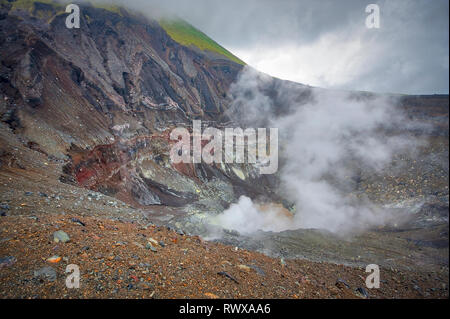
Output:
(214, 67), (420, 235)
(216, 196), (295, 234)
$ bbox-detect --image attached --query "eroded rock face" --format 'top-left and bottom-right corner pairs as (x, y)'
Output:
(59, 129), (280, 209)
(2, 2), (447, 235)
(0, 2), (448, 274)
(0, 2), (241, 146)
(0, 1), (282, 209)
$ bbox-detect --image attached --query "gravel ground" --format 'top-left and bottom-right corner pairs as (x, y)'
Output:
(0, 212), (448, 299)
(0, 105), (448, 299)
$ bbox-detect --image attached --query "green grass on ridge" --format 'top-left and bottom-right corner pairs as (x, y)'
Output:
(159, 19), (245, 65)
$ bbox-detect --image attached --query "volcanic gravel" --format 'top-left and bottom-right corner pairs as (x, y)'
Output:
(0, 213), (447, 299)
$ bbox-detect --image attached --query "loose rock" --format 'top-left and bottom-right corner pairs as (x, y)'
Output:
(336, 278), (350, 289)
(34, 266), (57, 282)
(355, 287), (370, 298)
(0, 256), (16, 268)
(47, 256), (62, 263)
(71, 218), (86, 226)
(53, 230), (70, 243)
(238, 264), (251, 272)
(218, 271), (239, 284)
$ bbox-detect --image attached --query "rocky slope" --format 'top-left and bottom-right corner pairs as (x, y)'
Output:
(0, 0), (285, 210)
(0, 0), (448, 298)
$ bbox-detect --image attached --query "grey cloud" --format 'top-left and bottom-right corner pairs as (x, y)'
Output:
(84, 0), (448, 94)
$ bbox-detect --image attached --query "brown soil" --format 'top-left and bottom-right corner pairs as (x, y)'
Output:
(0, 212), (448, 299)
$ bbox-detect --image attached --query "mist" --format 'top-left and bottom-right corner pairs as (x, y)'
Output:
(79, 0), (449, 94)
(213, 66), (421, 235)
(59, 0), (449, 94)
(63, 1), (429, 234)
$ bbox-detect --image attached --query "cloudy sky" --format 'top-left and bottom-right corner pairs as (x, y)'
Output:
(107, 0), (448, 94)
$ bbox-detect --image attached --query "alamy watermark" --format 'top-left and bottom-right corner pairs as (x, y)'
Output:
(169, 120), (279, 174)
(65, 4), (80, 29)
(65, 3), (380, 30)
(65, 264), (80, 289)
(365, 4), (380, 29)
(365, 264), (380, 289)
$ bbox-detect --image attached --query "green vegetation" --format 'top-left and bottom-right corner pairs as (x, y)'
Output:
(89, 1), (123, 15)
(160, 19), (245, 65)
(5, 1), (244, 65)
